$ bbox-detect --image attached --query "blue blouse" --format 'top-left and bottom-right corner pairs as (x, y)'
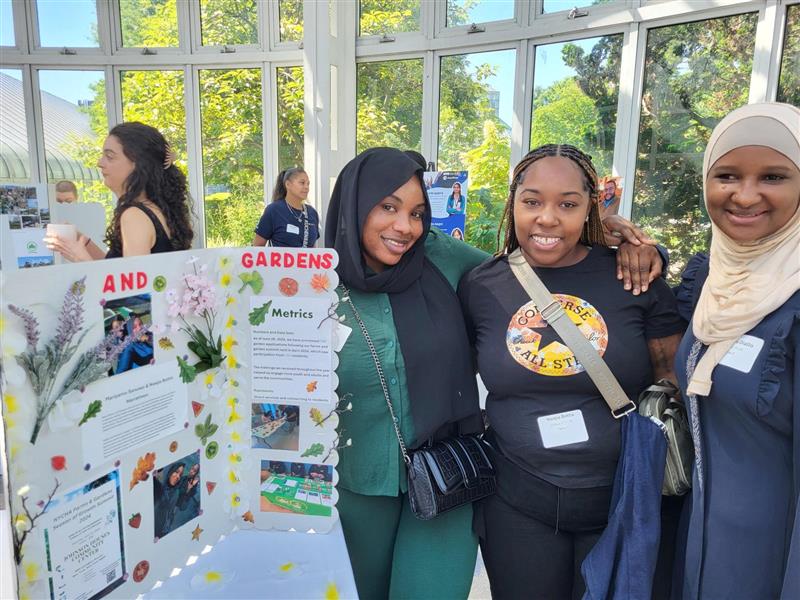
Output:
(254, 199), (320, 248)
(674, 254), (800, 600)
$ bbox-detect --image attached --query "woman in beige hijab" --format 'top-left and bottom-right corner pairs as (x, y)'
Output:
(673, 102), (800, 599)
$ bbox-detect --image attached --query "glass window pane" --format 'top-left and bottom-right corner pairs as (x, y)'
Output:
(200, 0), (258, 46)
(531, 35), (623, 178)
(39, 70), (111, 208)
(357, 59), (423, 154)
(542, 0), (623, 14)
(632, 13), (758, 282)
(120, 70), (186, 163)
(777, 4), (800, 107)
(119, 0), (179, 48)
(0, 69), (30, 183)
(276, 66), (305, 171)
(446, 0), (513, 27)
(199, 68), (263, 247)
(360, 0), (420, 37)
(279, 0), (302, 42)
(1, 0), (14, 46)
(36, 0), (98, 47)
(438, 49), (515, 253)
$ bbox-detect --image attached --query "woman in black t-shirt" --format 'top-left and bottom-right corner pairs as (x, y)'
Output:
(458, 144), (684, 600)
(253, 167), (320, 248)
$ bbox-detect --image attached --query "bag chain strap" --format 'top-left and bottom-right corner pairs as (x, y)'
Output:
(338, 284), (412, 465)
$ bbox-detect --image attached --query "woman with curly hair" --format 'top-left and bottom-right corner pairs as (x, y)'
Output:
(45, 122), (194, 260)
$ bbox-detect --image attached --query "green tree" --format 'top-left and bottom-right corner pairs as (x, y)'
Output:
(777, 4), (800, 107)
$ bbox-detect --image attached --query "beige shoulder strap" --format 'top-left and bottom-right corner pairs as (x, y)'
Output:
(507, 249), (636, 418)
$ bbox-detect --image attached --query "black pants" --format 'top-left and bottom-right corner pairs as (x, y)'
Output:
(478, 446), (611, 600)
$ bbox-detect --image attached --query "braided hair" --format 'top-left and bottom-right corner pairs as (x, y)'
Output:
(496, 144), (607, 256)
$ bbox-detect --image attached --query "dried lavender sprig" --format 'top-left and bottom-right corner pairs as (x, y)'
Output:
(54, 278), (86, 350)
(8, 305), (39, 351)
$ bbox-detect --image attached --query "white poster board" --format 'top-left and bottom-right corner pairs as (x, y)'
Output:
(0, 248), (342, 599)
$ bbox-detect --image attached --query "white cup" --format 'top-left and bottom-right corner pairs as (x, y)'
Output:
(46, 223), (77, 241)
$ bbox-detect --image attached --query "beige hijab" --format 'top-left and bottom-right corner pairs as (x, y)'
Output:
(688, 102), (800, 396)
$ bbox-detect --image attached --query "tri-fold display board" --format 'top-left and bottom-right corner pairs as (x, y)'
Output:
(0, 248), (342, 599)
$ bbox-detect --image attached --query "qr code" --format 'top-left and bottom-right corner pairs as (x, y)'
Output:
(106, 569), (116, 584)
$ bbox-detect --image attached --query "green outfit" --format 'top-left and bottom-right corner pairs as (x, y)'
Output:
(336, 228), (488, 598)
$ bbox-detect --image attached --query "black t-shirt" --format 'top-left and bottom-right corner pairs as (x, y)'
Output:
(254, 199), (320, 248)
(458, 246), (684, 489)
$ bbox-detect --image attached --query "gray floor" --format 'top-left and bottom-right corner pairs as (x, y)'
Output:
(468, 550), (491, 600)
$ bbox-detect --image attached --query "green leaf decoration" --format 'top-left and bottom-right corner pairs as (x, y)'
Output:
(78, 400), (102, 426)
(248, 301), (273, 326)
(177, 356), (197, 384)
(195, 413), (219, 446)
(301, 443), (324, 458)
(158, 337), (174, 350)
(238, 272), (264, 294)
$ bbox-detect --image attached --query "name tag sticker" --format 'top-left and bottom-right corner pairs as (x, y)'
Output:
(286, 224), (300, 235)
(333, 323), (352, 353)
(537, 410), (589, 448)
(719, 334), (764, 374)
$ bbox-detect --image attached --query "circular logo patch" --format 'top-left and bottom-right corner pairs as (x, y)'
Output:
(153, 275), (167, 292)
(506, 295), (608, 377)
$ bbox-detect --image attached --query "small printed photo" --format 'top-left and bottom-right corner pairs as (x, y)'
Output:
(103, 294), (154, 376)
(39, 209), (50, 224)
(251, 404), (300, 451)
(598, 176), (622, 216)
(0, 184), (37, 214)
(446, 181), (466, 215)
(450, 227), (464, 241)
(8, 216), (21, 230)
(259, 460), (333, 517)
(20, 215), (40, 228)
(153, 450), (201, 540)
(17, 255), (54, 269)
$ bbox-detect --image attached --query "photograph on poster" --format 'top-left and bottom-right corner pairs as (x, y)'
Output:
(42, 470), (126, 600)
(0, 184), (39, 214)
(259, 460), (333, 516)
(153, 450), (201, 540)
(598, 176), (622, 217)
(103, 294), (154, 376)
(20, 215), (40, 228)
(8, 215), (20, 229)
(17, 255), (54, 268)
(251, 403), (300, 450)
(39, 208), (50, 225)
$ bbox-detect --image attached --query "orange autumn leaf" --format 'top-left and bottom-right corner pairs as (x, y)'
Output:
(310, 273), (330, 293)
(129, 452), (156, 490)
(306, 381), (318, 393)
(242, 510), (255, 523)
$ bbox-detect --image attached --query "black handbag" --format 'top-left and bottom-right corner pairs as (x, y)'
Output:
(340, 285), (496, 520)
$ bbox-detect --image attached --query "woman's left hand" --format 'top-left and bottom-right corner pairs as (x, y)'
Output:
(616, 242), (663, 295)
(602, 215), (663, 295)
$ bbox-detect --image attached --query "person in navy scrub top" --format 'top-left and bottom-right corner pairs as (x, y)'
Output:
(253, 167), (319, 248)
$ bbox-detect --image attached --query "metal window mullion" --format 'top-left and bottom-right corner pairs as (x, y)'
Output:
(612, 22), (639, 194)
(748, 1), (780, 102)
(263, 61), (277, 206)
(109, 0), (123, 54)
(24, 0), (39, 52)
(426, 50), (442, 169)
(185, 64), (204, 248)
(619, 21), (648, 220)
(520, 39), (535, 155)
(764, 0), (789, 101)
(26, 66), (46, 184)
(420, 49), (435, 164)
(105, 64), (120, 129)
(176, 0), (193, 53)
(95, 0), (113, 55)
(187, 0), (203, 53)
(10, 0), (29, 53)
(509, 38), (528, 176)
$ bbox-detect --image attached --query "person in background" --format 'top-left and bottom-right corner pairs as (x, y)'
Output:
(253, 167), (319, 248)
(459, 144), (683, 599)
(446, 181), (466, 214)
(54, 180), (78, 204)
(673, 102), (800, 600)
(45, 122), (194, 260)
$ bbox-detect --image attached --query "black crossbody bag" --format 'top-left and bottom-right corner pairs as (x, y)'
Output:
(339, 284), (496, 520)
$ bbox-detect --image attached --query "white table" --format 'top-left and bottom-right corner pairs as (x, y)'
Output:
(143, 520), (358, 599)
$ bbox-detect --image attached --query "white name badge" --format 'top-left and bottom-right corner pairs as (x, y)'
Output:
(537, 409), (589, 448)
(719, 334), (764, 374)
(286, 223), (300, 235)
